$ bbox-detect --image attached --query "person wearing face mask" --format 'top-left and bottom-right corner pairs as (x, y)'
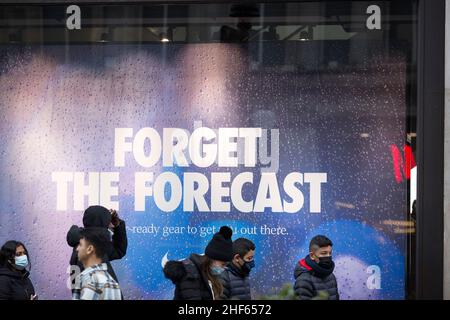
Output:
(66, 205), (127, 297)
(0, 241), (36, 300)
(219, 238), (255, 300)
(163, 226), (233, 300)
(294, 235), (339, 300)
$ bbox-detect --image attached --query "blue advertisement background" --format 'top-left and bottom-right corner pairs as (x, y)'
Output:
(0, 42), (407, 299)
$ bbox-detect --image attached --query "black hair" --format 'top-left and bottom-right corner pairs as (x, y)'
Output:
(233, 238), (255, 258)
(0, 240), (31, 270)
(309, 235), (333, 252)
(78, 227), (110, 259)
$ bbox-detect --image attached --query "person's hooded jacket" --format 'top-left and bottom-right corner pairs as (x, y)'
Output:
(66, 206), (127, 285)
(0, 265), (35, 300)
(163, 253), (214, 300)
(163, 226), (233, 300)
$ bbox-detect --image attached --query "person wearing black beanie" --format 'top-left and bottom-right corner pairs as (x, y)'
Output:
(163, 226), (233, 300)
(205, 226), (234, 262)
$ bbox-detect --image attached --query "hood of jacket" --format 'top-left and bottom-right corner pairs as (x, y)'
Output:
(163, 254), (207, 284)
(66, 225), (82, 248)
(163, 259), (187, 284)
(83, 205), (111, 228)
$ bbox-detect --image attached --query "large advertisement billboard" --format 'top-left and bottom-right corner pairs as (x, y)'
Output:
(0, 36), (411, 299)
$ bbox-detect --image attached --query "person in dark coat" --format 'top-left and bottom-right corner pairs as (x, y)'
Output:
(220, 238), (255, 300)
(66, 205), (127, 294)
(0, 240), (36, 300)
(163, 226), (233, 300)
(294, 235), (339, 300)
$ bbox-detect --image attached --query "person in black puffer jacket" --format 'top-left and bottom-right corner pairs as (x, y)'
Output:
(294, 235), (339, 300)
(163, 226), (233, 300)
(220, 238), (255, 300)
(66, 205), (127, 296)
(0, 240), (36, 300)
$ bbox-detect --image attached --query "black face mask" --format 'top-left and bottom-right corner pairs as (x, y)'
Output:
(318, 256), (333, 269)
(241, 259), (255, 274)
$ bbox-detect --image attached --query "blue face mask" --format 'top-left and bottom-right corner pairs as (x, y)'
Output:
(210, 266), (225, 276)
(14, 255), (29, 270)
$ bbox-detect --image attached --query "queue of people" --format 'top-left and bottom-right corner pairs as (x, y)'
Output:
(0, 205), (339, 300)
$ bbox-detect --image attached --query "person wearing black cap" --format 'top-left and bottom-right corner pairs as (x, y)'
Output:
(66, 205), (127, 296)
(163, 226), (233, 300)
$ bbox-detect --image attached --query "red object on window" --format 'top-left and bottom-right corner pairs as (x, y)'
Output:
(391, 144), (416, 183)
